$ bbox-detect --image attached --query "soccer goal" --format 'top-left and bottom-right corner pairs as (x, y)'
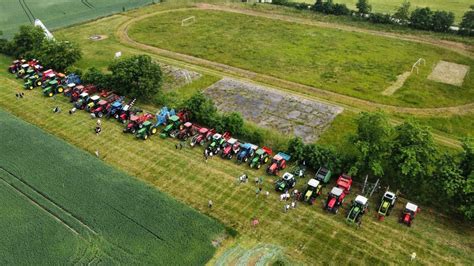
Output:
(181, 16), (196, 27)
(411, 58), (426, 74)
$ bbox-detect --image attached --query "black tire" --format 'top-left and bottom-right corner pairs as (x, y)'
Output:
(97, 112), (103, 118)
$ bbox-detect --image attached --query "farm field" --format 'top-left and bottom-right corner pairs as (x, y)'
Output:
(0, 55), (473, 265)
(290, 0), (472, 23)
(0, 106), (224, 264)
(0, 0), (154, 38)
(128, 9), (474, 108)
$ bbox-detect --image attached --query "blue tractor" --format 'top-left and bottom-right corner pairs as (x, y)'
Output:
(236, 143), (258, 164)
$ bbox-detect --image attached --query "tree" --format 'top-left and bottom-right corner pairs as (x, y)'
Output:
(287, 137), (305, 163)
(184, 92), (217, 127)
(82, 67), (110, 89)
(221, 112), (244, 136)
(460, 139), (474, 177)
(36, 40), (81, 72)
(356, 0), (372, 14)
(393, 1), (411, 21)
(312, 0), (324, 12)
(390, 121), (437, 194)
(350, 112), (392, 178)
(431, 11), (455, 32)
(8, 25), (45, 58)
(108, 55), (162, 100)
(333, 4), (351, 16)
(460, 5), (474, 35)
(410, 7), (433, 30)
(304, 144), (341, 173)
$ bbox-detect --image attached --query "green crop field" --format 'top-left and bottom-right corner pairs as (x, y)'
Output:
(0, 53), (472, 264)
(290, 0), (472, 23)
(0, 106), (223, 264)
(0, 0), (154, 39)
(128, 9), (474, 108)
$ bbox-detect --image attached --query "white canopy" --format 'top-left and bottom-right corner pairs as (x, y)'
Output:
(355, 195), (368, 205)
(90, 95), (100, 101)
(282, 172), (294, 181)
(227, 138), (237, 145)
(212, 133), (222, 140)
(307, 178), (320, 188)
(330, 187), (343, 196)
(406, 202), (418, 212)
(80, 92), (88, 97)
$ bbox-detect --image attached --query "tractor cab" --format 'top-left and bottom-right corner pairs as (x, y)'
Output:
(221, 138), (240, 159)
(124, 115), (140, 134)
(85, 95), (101, 112)
(292, 163), (307, 178)
(275, 172), (296, 192)
(237, 143), (258, 163)
(160, 115), (181, 138)
(108, 101), (123, 117)
(190, 127), (209, 147)
(250, 147), (272, 169)
(177, 122), (193, 140)
(23, 68), (37, 80)
(315, 167), (332, 183)
(16, 64), (30, 78)
(347, 195), (369, 225)
(206, 133), (223, 156)
(8, 60), (21, 73)
(74, 92), (89, 109)
(400, 202), (419, 227)
(63, 83), (76, 97)
(92, 100), (109, 118)
(267, 152), (291, 175)
(42, 79), (64, 97)
(135, 121), (158, 140)
(325, 187), (346, 213)
(302, 178), (322, 204)
(377, 191), (397, 220)
(336, 174), (353, 193)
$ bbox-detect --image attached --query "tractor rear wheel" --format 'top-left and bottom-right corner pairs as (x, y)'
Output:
(48, 92), (53, 97)
(264, 157), (269, 163)
(144, 134), (148, 140)
(257, 164), (261, 169)
(151, 128), (157, 135)
(36, 80), (42, 87)
(58, 87), (64, 93)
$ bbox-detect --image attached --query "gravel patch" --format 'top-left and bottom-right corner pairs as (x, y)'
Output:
(428, 60), (470, 87)
(205, 78), (344, 143)
(160, 64), (202, 90)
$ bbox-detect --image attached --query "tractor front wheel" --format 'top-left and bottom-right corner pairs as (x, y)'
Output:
(264, 157), (269, 163)
(144, 134), (148, 140)
(97, 112), (103, 118)
(257, 164), (261, 169)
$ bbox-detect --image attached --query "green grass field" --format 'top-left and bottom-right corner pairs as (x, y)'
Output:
(0, 0), (154, 39)
(128, 9), (474, 108)
(0, 54), (472, 264)
(291, 0), (472, 23)
(0, 106), (224, 264)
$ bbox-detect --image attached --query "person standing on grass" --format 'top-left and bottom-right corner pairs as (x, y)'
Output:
(208, 200), (213, 209)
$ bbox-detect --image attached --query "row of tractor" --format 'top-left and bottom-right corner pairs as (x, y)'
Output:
(8, 58), (420, 228)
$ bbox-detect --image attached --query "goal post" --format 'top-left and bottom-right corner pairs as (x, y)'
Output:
(181, 16), (196, 27)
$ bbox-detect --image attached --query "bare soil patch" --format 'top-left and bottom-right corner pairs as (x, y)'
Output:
(160, 64), (201, 90)
(204, 78), (343, 143)
(382, 71), (411, 96)
(428, 61), (470, 86)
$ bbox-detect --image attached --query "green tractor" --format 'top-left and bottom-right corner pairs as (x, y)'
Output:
(135, 121), (159, 140)
(346, 195), (369, 227)
(24, 74), (43, 90)
(377, 191), (397, 221)
(160, 115), (181, 138)
(249, 147), (273, 169)
(42, 80), (64, 97)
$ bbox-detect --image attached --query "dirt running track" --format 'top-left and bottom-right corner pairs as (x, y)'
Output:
(116, 5), (471, 148)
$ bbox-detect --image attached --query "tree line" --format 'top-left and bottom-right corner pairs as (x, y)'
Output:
(272, 0), (474, 35)
(287, 112), (473, 220)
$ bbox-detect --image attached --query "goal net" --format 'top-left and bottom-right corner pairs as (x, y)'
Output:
(181, 16), (196, 27)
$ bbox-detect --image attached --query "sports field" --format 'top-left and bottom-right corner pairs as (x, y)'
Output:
(0, 53), (472, 264)
(0, 106), (223, 264)
(0, 0), (154, 38)
(291, 0), (472, 23)
(128, 9), (474, 108)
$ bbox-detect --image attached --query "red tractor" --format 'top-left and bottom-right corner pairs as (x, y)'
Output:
(400, 202), (420, 227)
(221, 138), (240, 159)
(91, 100), (111, 118)
(266, 152), (291, 175)
(177, 122), (194, 140)
(123, 113), (153, 134)
(190, 127), (216, 147)
(8, 59), (24, 74)
(336, 174), (353, 193)
(324, 187), (346, 214)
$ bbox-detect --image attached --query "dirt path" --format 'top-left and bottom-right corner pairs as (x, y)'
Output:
(198, 4), (473, 59)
